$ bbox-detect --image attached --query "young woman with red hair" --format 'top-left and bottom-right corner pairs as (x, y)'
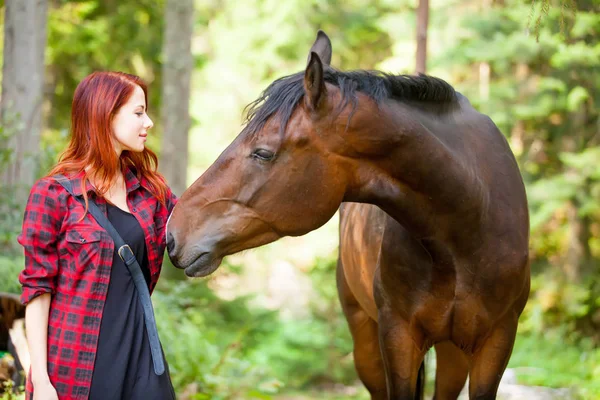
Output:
(18, 71), (178, 400)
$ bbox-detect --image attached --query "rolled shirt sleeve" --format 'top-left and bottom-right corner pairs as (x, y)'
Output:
(18, 178), (63, 305)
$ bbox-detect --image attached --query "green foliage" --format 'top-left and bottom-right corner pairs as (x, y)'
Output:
(155, 254), (357, 398)
(0, 256), (23, 294)
(526, 0), (578, 41)
(251, 255), (356, 390)
(520, 270), (600, 338)
(154, 276), (283, 399)
(0, 393), (24, 400)
(509, 332), (600, 398)
(524, 146), (600, 338)
(0, 122), (24, 257)
(0, 369), (24, 400)
(254, 319), (351, 388)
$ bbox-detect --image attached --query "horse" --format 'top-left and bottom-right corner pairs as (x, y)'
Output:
(0, 292), (26, 392)
(166, 30), (530, 400)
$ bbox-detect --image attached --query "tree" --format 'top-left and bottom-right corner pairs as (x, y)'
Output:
(1, 0), (49, 201)
(160, 0), (194, 197)
(415, 0), (429, 73)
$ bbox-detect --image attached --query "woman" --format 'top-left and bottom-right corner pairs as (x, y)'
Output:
(18, 71), (178, 400)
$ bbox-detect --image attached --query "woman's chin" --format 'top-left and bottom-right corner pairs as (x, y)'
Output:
(126, 145), (145, 153)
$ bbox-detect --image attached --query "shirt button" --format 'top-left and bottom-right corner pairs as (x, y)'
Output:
(80, 238), (86, 243)
(132, 207), (137, 212)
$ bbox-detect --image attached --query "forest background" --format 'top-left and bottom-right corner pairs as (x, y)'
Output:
(0, 0), (599, 399)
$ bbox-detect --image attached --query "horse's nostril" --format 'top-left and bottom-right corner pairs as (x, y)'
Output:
(166, 231), (175, 255)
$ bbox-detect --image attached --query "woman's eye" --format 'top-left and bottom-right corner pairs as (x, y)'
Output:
(252, 149), (274, 161)
(135, 112), (143, 117)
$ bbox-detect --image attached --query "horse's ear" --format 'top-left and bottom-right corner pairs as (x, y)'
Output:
(304, 51), (325, 111)
(307, 30), (332, 67)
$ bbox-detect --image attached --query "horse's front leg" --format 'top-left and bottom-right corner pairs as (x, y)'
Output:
(468, 311), (519, 400)
(377, 304), (428, 400)
(337, 259), (387, 400)
(433, 341), (469, 400)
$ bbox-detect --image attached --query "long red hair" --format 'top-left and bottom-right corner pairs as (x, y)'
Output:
(48, 71), (168, 210)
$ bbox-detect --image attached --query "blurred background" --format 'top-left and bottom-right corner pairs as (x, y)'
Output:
(0, 0), (598, 399)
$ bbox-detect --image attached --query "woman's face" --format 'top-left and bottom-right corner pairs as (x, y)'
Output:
(112, 85), (153, 155)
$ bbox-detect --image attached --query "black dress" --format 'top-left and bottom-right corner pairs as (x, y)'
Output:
(89, 204), (175, 400)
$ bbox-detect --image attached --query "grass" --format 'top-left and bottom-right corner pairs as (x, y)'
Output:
(508, 332), (600, 398)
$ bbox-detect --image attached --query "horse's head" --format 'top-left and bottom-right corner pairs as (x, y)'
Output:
(167, 31), (373, 277)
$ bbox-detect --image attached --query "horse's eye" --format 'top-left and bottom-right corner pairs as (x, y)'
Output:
(252, 148), (275, 161)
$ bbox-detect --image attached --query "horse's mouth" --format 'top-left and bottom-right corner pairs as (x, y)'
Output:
(184, 252), (223, 277)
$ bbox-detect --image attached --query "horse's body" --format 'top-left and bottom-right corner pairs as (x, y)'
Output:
(166, 31), (530, 400)
(336, 85), (530, 399)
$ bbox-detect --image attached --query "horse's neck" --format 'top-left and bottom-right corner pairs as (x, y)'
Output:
(352, 102), (481, 242)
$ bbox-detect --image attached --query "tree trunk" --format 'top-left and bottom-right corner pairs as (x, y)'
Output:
(415, 0), (429, 74)
(511, 63), (529, 162)
(1, 0), (49, 200)
(478, 0), (492, 101)
(562, 92), (593, 283)
(563, 200), (591, 283)
(160, 0), (194, 197)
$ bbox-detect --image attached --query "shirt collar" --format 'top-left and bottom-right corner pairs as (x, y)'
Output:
(68, 171), (95, 197)
(123, 165), (141, 193)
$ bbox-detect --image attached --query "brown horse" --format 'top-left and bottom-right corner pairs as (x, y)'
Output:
(166, 31), (530, 400)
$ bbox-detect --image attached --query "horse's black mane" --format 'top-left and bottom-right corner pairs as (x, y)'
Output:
(243, 68), (458, 135)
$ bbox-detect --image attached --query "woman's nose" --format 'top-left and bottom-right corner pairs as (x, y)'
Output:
(145, 115), (154, 129)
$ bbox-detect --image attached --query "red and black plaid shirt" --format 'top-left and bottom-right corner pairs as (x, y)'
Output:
(18, 167), (177, 400)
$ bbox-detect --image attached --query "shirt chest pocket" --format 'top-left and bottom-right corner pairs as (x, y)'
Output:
(64, 229), (106, 271)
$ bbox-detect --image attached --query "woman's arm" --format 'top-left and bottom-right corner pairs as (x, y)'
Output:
(17, 178), (63, 399)
(18, 178), (62, 304)
(25, 293), (51, 385)
(25, 293), (59, 399)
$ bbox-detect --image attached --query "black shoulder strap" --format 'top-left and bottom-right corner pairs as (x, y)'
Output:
(54, 175), (165, 376)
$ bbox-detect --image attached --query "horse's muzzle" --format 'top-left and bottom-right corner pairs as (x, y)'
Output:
(184, 252), (223, 277)
(166, 231), (176, 256)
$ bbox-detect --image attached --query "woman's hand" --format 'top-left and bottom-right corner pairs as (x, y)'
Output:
(32, 378), (59, 400)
